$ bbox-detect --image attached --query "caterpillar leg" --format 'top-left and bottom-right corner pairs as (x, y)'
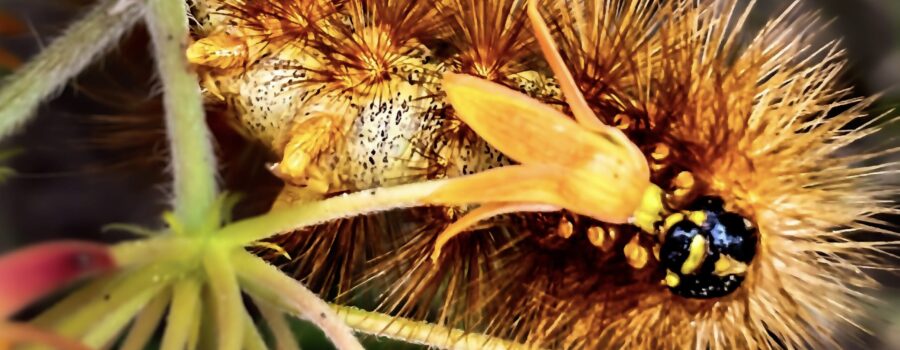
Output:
(186, 31), (247, 70)
(273, 112), (347, 194)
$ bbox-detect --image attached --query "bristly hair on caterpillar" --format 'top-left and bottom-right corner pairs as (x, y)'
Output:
(185, 0), (899, 349)
(443, 0), (537, 83)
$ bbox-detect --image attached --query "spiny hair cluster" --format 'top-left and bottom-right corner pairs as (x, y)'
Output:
(189, 0), (898, 349)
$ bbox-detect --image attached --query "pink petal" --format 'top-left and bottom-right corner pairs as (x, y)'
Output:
(0, 241), (115, 318)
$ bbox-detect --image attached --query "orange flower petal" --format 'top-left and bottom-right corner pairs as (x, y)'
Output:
(442, 73), (645, 176)
(526, 0), (606, 132)
(425, 164), (646, 224)
(426, 165), (570, 207)
(430, 202), (560, 263)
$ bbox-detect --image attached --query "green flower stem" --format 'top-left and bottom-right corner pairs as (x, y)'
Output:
(332, 306), (537, 350)
(0, 323), (91, 350)
(0, 0), (142, 139)
(49, 264), (173, 340)
(203, 247), (245, 350)
(187, 292), (203, 350)
(111, 236), (199, 268)
(161, 277), (201, 350)
(146, 0), (218, 229)
(120, 288), (172, 350)
(232, 250), (364, 350)
(30, 277), (115, 327)
(257, 299), (301, 350)
(243, 308), (269, 350)
(221, 179), (448, 245)
(81, 282), (162, 348)
(197, 285), (219, 350)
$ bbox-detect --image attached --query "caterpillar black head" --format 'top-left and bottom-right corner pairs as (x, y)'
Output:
(659, 197), (758, 299)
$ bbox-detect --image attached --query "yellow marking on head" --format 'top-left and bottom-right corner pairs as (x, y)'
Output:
(557, 217), (574, 239)
(665, 270), (681, 288)
(714, 255), (749, 276)
(632, 184), (665, 234)
(688, 211), (707, 227)
(680, 235), (708, 275)
(663, 213), (685, 233)
(652, 244), (661, 261)
(624, 236), (649, 270)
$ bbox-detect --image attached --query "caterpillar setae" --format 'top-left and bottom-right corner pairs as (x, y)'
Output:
(186, 0), (898, 348)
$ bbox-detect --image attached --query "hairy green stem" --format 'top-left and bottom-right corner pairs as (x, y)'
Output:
(221, 180), (447, 245)
(161, 277), (201, 350)
(257, 299), (301, 350)
(333, 306), (537, 350)
(30, 277), (115, 327)
(111, 236), (199, 268)
(233, 250), (364, 350)
(120, 288), (172, 350)
(197, 285), (219, 350)
(203, 248), (244, 350)
(243, 307), (269, 350)
(43, 264), (173, 345)
(0, 0), (142, 139)
(0, 323), (91, 350)
(81, 283), (161, 348)
(146, 0), (218, 229)
(187, 291), (203, 350)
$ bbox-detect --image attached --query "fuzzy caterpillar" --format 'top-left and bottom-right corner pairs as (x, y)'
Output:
(187, 0), (898, 349)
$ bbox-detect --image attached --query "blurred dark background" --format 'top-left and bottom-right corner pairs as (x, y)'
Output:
(0, 0), (898, 348)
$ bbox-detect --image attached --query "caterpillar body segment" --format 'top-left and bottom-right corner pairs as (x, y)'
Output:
(187, 1), (898, 349)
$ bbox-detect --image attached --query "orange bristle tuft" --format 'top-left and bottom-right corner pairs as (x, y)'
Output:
(308, 0), (449, 95)
(184, 1), (900, 349)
